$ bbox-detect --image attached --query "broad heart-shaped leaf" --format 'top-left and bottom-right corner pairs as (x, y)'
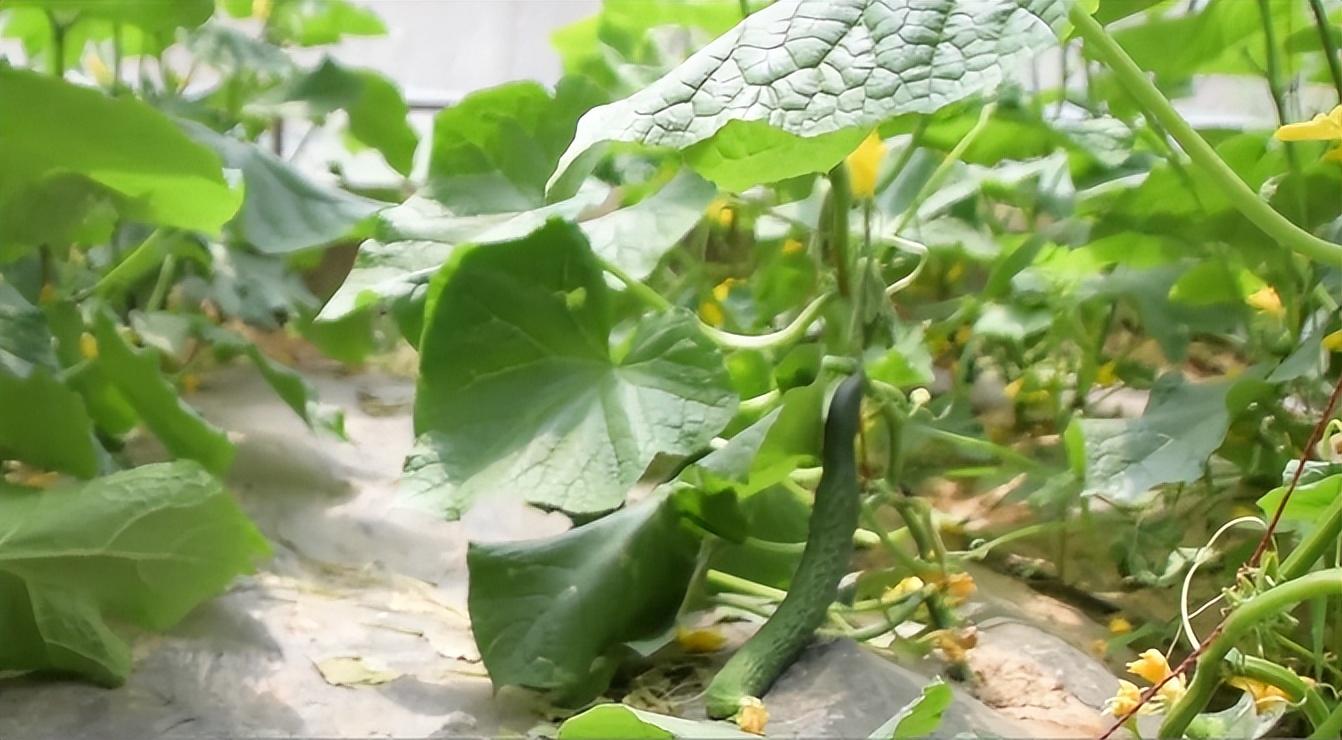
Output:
(558, 704), (753, 739)
(0, 68), (241, 236)
(550, 0), (1071, 194)
(406, 220), (736, 519)
(577, 169), (716, 279)
(280, 58), (418, 176)
(868, 679), (953, 738)
(1073, 373), (1233, 504)
(0, 368), (101, 478)
(0, 461), (269, 686)
(181, 120), (381, 254)
(428, 78), (607, 215)
(468, 495), (700, 701)
(92, 312), (235, 476)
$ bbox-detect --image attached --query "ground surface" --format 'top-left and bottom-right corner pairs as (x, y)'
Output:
(0, 364), (1142, 738)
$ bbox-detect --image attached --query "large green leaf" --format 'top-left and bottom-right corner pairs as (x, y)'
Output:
(5, 0), (213, 31)
(0, 461), (269, 686)
(1257, 475), (1342, 528)
(92, 313), (235, 475)
(182, 120), (380, 254)
(558, 704), (752, 739)
(578, 169), (716, 278)
(1073, 373), (1233, 503)
(0, 368), (100, 478)
(406, 220), (736, 519)
(551, 0), (1071, 192)
(0, 68), (241, 238)
(429, 78), (607, 214)
(468, 496), (699, 700)
(281, 58), (418, 176)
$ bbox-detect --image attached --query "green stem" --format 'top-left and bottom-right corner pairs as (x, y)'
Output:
(146, 254), (177, 312)
(1280, 485), (1342, 580)
(1069, 6), (1342, 266)
(1308, 0), (1342, 104)
(597, 256), (673, 312)
(1234, 655), (1331, 731)
(737, 0), (751, 19)
(46, 11), (65, 77)
(911, 422), (1048, 472)
(1311, 703), (1342, 740)
(828, 163), (853, 300)
(833, 586), (934, 641)
(1161, 569), (1342, 737)
(892, 102), (996, 236)
(111, 20), (123, 92)
(699, 292), (833, 351)
(705, 569), (786, 601)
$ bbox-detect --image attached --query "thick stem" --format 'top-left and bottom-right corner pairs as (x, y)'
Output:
(1069, 6), (1342, 266)
(1307, 0), (1342, 104)
(597, 256), (673, 312)
(1235, 655), (1331, 731)
(828, 163), (853, 299)
(146, 254), (177, 312)
(1160, 569), (1342, 737)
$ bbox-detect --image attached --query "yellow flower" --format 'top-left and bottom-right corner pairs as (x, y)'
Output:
(38, 283), (57, 305)
(735, 697), (768, 735)
(1095, 361), (1119, 388)
(1090, 638), (1110, 658)
(937, 571), (976, 601)
(1003, 377), (1024, 400)
(782, 238), (806, 256)
(846, 130), (886, 199)
(1105, 679), (1144, 717)
(698, 299), (725, 327)
(253, 0), (273, 20)
(79, 332), (98, 360)
(1127, 649), (1175, 684)
(1108, 615), (1133, 635)
(1324, 330), (1342, 351)
(1228, 677), (1290, 712)
(675, 626), (726, 654)
(1246, 286), (1285, 318)
(706, 197), (734, 229)
(712, 278), (738, 303)
(1276, 106), (1342, 161)
(881, 576), (925, 604)
(932, 629), (975, 662)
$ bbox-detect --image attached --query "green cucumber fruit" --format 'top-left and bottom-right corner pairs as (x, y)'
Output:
(705, 371), (865, 719)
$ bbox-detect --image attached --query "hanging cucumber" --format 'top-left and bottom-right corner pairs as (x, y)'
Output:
(705, 371), (866, 720)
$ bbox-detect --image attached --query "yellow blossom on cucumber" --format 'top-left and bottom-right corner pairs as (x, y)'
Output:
(1107, 615), (1133, 635)
(1275, 105), (1342, 161)
(79, 332), (98, 360)
(1246, 286), (1284, 317)
(937, 571), (976, 601)
(846, 130), (887, 199)
(675, 626), (727, 654)
(180, 373), (201, 395)
(39, 283), (57, 305)
(698, 299), (726, 327)
(735, 696), (768, 735)
(1095, 360), (1118, 388)
(782, 238), (806, 256)
(1127, 649), (1175, 684)
(712, 278), (738, 303)
(881, 576), (925, 604)
(1228, 676), (1290, 712)
(1324, 330), (1342, 351)
(1104, 679), (1144, 716)
(706, 197), (734, 229)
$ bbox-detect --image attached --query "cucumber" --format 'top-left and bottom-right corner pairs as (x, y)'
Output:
(705, 371), (865, 719)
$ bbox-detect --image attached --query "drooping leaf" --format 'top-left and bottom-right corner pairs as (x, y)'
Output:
(0, 461), (269, 686)
(92, 312), (235, 475)
(182, 120), (381, 254)
(551, 0), (1071, 193)
(0, 368), (101, 478)
(558, 703), (753, 739)
(428, 78), (607, 214)
(281, 58), (418, 175)
(0, 68), (241, 236)
(406, 220), (736, 519)
(1257, 475), (1342, 529)
(580, 169), (716, 279)
(868, 679), (954, 738)
(685, 121), (871, 191)
(467, 496), (699, 701)
(1073, 373), (1233, 503)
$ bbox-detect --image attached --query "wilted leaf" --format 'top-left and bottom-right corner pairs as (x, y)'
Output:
(868, 679), (953, 738)
(558, 703), (753, 739)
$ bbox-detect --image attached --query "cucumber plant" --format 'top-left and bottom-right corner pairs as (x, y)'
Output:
(0, 0), (411, 685)
(329, 0), (1342, 735)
